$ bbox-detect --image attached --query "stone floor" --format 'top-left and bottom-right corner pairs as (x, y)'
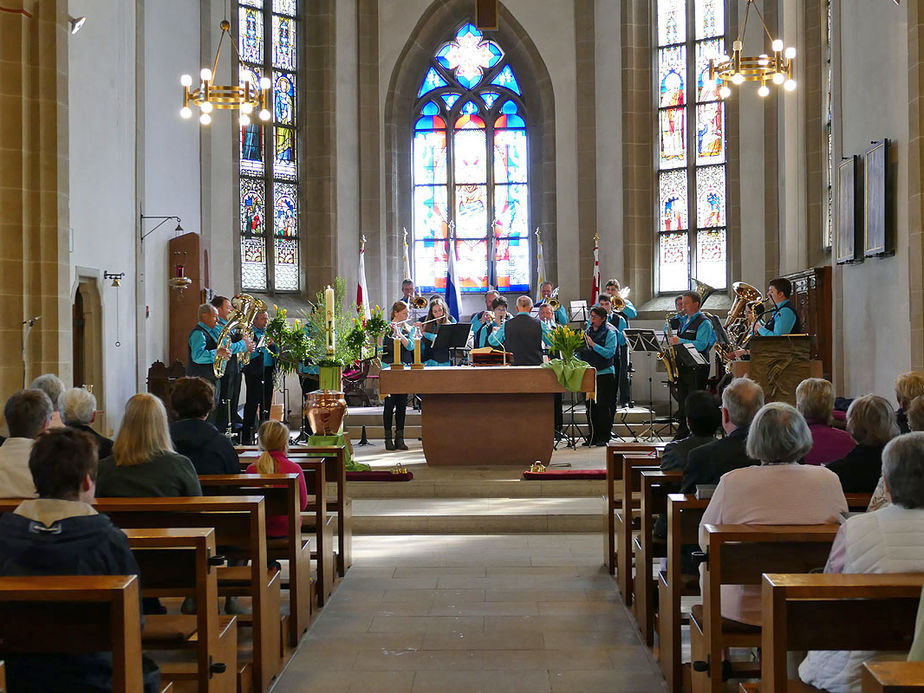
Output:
(271, 534), (668, 693)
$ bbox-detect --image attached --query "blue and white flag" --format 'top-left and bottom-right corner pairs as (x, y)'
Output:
(445, 235), (462, 322)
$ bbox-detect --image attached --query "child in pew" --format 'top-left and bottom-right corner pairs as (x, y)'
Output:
(245, 420), (308, 538)
(799, 432), (924, 693)
(0, 428), (161, 693)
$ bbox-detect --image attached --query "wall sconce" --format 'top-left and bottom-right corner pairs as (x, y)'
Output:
(68, 15), (86, 34)
(140, 213), (183, 242)
(103, 272), (125, 288)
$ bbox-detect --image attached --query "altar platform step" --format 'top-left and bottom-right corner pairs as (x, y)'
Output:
(351, 497), (599, 534)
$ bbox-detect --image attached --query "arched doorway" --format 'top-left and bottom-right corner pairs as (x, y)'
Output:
(72, 278), (105, 429)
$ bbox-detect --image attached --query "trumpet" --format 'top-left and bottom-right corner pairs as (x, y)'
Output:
(611, 286), (631, 312)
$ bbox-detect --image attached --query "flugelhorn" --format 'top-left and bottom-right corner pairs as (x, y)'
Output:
(611, 286), (631, 312)
(548, 287), (561, 311)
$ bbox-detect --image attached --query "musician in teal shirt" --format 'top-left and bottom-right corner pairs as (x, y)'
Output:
(536, 281), (568, 325)
(755, 277), (802, 336)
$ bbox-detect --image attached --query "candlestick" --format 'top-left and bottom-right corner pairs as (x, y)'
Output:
(325, 285), (335, 356)
(390, 338), (404, 369)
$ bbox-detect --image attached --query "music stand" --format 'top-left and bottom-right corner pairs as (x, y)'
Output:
(433, 322), (471, 364)
(624, 329), (663, 441)
(569, 300), (589, 325)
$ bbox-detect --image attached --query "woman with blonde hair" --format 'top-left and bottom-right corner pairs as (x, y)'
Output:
(415, 297), (454, 367)
(97, 393), (201, 497)
(826, 394), (899, 494)
(895, 371), (924, 433)
(244, 420), (307, 538)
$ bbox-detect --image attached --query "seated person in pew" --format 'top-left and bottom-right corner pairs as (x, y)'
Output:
(97, 393), (202, 498)
(169, 376), (239, 477)
(28, 373), (66, 429)
(681, 377), (764, 493)
(244, 420), (308, 538)
(59, 386), (114, 459)
(796, 378), (856, 465)
(660, 390), (721, 473)
(868, 396), (924, 511)
(699, 402), (848, 625)
(0, 428), (161, 693)
(799, 432), (924, 693)
(895, 371), (924, 434)
(0, 389), (53, 498)
(826, 394), (899, 495)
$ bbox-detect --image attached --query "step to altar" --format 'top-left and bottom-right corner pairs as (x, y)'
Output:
(351, 497), (600, 534)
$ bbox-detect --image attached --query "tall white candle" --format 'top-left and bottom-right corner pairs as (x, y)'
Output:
(325, 285), (335, 355)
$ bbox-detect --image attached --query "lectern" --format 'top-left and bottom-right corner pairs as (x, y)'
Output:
(729, 335), (822, 405)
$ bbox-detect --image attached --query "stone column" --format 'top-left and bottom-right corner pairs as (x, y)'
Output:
(0, 0), (71, 392)
(907, 1), (924, 370)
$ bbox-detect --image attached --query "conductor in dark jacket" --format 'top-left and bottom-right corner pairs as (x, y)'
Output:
(488, 295), (544, 366)
(681, 377), (764, 493)
(169, 377), (240, 478)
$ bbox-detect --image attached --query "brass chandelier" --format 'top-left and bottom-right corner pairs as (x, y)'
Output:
(709, 0), (796, 99)
(180, 20), (271, 126)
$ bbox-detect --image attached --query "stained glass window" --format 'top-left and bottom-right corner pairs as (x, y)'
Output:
(656, 0), (728, 292)
(412, 23), (530, 294)
(238, 0), (300, 291)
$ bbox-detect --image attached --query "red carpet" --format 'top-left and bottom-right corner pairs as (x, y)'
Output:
(522, 469), (606, 480)
(346, 470), (414, 481)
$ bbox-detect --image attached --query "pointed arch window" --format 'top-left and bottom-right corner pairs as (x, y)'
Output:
(655, 0), (728, 293)
(238, 0), (300, 293)
(412, 23), (530, 294)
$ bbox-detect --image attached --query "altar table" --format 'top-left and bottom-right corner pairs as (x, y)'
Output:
(378, 366), (596, 466)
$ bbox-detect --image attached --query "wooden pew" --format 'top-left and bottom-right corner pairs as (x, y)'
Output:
(658, 493), (710, 693)
(760, 573), (924, 692)
(633, 469), (683, 646)
(846, 492), (873, 512)
(124, 527), (237, 692)
(862, 661), (924, 692)
(2, 497), (284, 693)
(0, 574), (146, 693)
(615, 454), (662, 604)
(603, 443), (662, 574)
(198, 474), (316, 646)
(239, 443), (351, 578)
(690, 524), (840, 693)
(0, 660), (5, 693)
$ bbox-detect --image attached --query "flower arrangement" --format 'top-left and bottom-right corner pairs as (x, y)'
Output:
(265, 307), (312, 377)
(547, 324), (585, 362)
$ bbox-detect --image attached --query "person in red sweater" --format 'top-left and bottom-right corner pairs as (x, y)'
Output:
(245, 420), (308, 537)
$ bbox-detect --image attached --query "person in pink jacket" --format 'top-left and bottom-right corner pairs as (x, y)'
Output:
(796, 378), (855, 465)
(245, 420), (308, 538)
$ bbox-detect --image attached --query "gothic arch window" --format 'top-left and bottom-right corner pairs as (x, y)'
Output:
(412, 23), (530, 294)
(655, 0), (728, 292)
(238, 0), (300, 292)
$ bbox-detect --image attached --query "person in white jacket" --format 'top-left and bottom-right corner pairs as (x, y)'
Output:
(799, 432), (924, 693)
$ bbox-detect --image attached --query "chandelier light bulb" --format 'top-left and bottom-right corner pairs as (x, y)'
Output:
(180, 106), (192, 119)
(783, 79), (797, 92)
(259, 76), (271, 90)
(180, 74), (193, 87)
(772, 39), (784, 52)
(719, 85), (732, 99)
(199, 113), (212, 125)
(731, 72), (745, 85)
(785, 46), (797, 60)
(259, 108), (271, 121)
(757, 84), (770, 97)
(200, 67), (212, 82)
(772, 72), (786, 85)
(200, 101), (213, 114)
(241, 102), (254, 115)
(239, 113), (251, 126)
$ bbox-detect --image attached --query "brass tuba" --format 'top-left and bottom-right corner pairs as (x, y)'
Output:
(691, 277), (716, 307)
(214, 294), (267, 379)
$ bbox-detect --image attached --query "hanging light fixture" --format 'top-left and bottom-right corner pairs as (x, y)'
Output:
(179, 19), (271, 126)
(708, 0), (796, 99)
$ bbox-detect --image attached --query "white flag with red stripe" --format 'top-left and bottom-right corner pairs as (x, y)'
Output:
(356, 236), (371, 320)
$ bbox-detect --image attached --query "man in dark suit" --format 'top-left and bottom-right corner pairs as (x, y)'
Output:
(681, 377), (764, 493)
(660, 390), (721, 473)
(488, 295), (543, 366)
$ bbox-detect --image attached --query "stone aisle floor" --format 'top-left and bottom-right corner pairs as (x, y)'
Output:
(271, 534), (668, 693)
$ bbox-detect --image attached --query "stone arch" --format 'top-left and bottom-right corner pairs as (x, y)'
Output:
(383, 0), (557, 295)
